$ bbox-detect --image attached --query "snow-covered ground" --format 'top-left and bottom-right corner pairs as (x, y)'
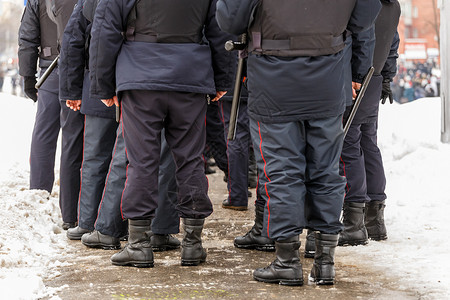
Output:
(0, 81), (449, 299)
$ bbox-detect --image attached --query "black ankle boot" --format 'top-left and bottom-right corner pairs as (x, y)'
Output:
(304, 229), (315, 258)
(253, 236), (303, 286)
(181, 218), (207, 266)
(365, 200), (387, 240)
(111, 219), (154, 268)
(234, 205), (275, 251)
(310, 232), (338, 285)
(338, 202), (368, 246)
(151, 234), (181, 251)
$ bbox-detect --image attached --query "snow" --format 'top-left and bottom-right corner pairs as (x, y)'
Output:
(338, 97), (450, 299)
(1, 87), (450, 299)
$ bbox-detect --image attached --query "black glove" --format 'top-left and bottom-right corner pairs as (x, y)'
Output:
(24, 76), (38, 102)
(381, 80), (393, 104)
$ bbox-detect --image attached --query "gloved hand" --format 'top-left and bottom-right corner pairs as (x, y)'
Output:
(381, 80), (393, 104)
(24, 76), (38, 102)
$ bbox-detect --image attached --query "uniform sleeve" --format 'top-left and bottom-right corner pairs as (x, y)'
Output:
(59, 0), (87, 101)
(381, 31), (400, 82)
(18, 0), (40, 77)
(204, 0), (235, 91)
(215, 0), (259, 35)
(347, 0), (381, 34)
(351, 26), (375, 83)
(347, 0), (381, 83)
(89, 0), (135, 99)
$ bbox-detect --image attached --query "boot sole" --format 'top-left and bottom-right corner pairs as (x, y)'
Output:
(308, 274), (334, 285)
(253, 275), (303, 286)
(314, 278), (334, 285)
(368, 235), (387, 241)
(338, 239), (368, 246)
(82, 241), (121, 250)
(304, 251), (315, 258)
(222, 204), (248, 211)
(112, 261), (154, 268)
(181, 259), (206, 266)
(152, 245), (180, 252)
(67, 234), (86, 240)
(234, 242), (275, 252)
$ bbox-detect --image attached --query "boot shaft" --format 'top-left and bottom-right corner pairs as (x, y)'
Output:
(128, 219), (152, 244)
(181, 218), (206, 266)
(311, 232), (338, 285)
(365, 200), (386, 226)
(275, 236), (301, 264)
(339, 202), (368, 245)
(365, 200), (387, 240)
(342, 202), (366, 228)
(314, 232), (338, 264)
(182, 218), (204, 246)
(304, 229), (315, 258)
(253, 205), (265, 235)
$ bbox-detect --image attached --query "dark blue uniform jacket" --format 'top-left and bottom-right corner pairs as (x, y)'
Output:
(216, 0), (381, 123)
(89, 0), (234, 100)
(59, 0), (115, 119)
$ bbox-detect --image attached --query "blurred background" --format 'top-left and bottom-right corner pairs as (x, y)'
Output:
(0, 0), (443, 103)
(0, 0), (25, 97)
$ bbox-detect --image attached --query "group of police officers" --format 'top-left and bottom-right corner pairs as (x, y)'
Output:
(18, 0), (400, 286)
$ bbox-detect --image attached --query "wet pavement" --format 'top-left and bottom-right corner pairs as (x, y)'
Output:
(44, 170), (419, 300)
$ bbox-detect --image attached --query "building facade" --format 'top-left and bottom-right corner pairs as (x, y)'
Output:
(398, 0), (440, 62)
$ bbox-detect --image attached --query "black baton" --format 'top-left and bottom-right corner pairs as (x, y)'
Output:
(343, 66), (375, 137)
(226, 34), (247, 141)
(35, 55), (59, 89)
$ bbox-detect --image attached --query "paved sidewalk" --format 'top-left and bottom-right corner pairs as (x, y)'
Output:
(44, 170), (417, 300)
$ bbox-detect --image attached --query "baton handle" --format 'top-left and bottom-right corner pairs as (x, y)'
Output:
(35, 55), (59, 89)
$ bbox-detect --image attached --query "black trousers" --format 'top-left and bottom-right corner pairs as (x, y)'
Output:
(121, 90), (212, 220)
(220, 100), (250, 207)
(95, 123), (180, 237)
(205, 101), (228, 174)
(78, 115), (117, 230)
(340, 122), (387, 203)
(250, 115), (345, 240)
(30, 67), (61, 193)
(340, 74), (387, 203)
(59, 103), (84, 223)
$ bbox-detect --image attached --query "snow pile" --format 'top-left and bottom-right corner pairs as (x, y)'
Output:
(339, 97), (450, 299)
(0, 93), (68, 300)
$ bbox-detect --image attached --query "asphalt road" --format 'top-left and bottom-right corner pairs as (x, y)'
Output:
(44, 168), (418, 300)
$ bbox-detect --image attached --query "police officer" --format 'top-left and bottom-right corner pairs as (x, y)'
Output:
(18, 0), (81, 230)
(338, 0), (401, 246)
(89, 0), (233, 267)
(19, 0), (59, 192)
(58, 0), (118, 240)
(217, 0), (380, 285)
(59, 0), (181, 251)
(304, 19), (378, 258)
(47, 0), (84, 230)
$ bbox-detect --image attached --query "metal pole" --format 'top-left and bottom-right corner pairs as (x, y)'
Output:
(439, 0), (450, 143)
